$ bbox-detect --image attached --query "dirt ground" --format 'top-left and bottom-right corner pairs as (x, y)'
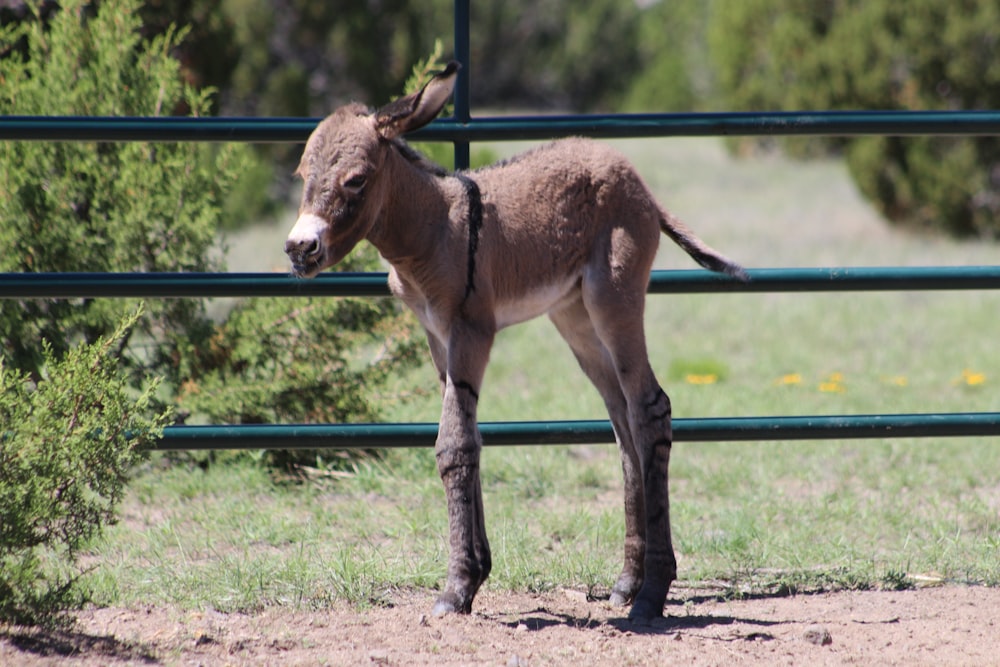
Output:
(3, 584), (999, 666)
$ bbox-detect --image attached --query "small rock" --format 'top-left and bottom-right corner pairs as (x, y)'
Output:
(507, 654), (527, 667)
(369, 649), (390, 664)
(193, 631), (216, 647)
(803, 624), (833, 646)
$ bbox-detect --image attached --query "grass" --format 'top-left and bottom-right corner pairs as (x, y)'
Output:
(86, 137), (1000, 611)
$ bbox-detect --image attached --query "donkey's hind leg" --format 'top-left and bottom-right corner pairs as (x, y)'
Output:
(549, 297), (646, 606)
(582, 277), (677, 621)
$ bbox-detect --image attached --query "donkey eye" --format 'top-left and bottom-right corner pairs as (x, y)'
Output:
(344, 175), (367, 190)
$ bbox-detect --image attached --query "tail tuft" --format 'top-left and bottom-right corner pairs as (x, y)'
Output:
(695, 254), (750, 283)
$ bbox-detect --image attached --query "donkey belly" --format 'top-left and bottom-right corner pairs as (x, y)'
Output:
(494, 276), (579, 330)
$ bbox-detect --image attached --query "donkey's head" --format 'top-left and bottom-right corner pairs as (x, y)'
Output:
(284, 62), (459, 278)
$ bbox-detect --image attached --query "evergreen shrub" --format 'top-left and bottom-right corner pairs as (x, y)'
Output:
(0, 310), (169, 627)
(710, 0), (1000, 237)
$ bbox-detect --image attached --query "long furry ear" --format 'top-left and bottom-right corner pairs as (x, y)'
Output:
(374, 61), (459, 140)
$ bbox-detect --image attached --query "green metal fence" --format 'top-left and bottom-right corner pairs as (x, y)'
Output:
(2, 0), (1000, 450)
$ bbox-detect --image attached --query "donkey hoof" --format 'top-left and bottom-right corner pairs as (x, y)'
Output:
(609, 573), (641, 607)
(609, 584), (638, 607)
(432, 592), (471, 617)
(627, 599), (663, 624)
(627, 584), (668, 622)
(608, 591), (630, 607)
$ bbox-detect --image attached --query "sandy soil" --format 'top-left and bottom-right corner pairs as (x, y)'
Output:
(3, 584), (998, 666)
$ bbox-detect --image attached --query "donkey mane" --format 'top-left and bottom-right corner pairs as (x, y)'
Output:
(390, 137), (449, 177)
(486, 143), (548, 171)
(284, 63), (748, 622)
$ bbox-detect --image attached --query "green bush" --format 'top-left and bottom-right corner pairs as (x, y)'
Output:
(0, 0), (254, 386)
(709, 0), (1000, 237)
(0, 1), (432, 477)
(173, 249), (426, 471)
(622, 0), (704, 112)
(0, 309), (170, 627)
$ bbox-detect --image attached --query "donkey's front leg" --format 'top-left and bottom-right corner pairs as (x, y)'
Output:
(432, 319), (494, 616)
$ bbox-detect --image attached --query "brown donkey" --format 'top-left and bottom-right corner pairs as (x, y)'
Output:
(284, 63), (748, 621)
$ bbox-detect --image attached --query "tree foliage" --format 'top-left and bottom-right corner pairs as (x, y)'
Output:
(0, 0), (251, 383)
(0, 0), (426, 476)
(134, 0), (649, 115)
(710, 0), (1000, 237)
(467, 0), (641, 110)
(622, 0), (706, 112)
(172, 248), (426, 471)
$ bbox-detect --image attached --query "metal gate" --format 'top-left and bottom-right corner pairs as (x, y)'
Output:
(3, 0), (1000, 450)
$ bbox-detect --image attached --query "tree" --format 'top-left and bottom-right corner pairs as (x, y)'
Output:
(467, 0), (641, 110)
(171, 249), (426, 471)
(136, 0), (446, 117)
(710, 0), (1000, 237)
(134, 0), (649, 116)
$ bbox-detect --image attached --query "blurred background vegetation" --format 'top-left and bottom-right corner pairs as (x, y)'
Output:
(4, 0), (996, 238)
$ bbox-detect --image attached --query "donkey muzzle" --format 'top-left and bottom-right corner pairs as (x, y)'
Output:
(285, 213), (328, 277)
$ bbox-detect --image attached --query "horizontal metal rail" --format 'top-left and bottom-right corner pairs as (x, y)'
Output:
(6, 0), (997, 454)
(3, 110), (1000, 143)
(158, 413), (1000, 450)
(3, 266), (1000, 299)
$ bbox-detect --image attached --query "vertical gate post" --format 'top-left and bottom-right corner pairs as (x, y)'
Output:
(452, 0), (471, 170)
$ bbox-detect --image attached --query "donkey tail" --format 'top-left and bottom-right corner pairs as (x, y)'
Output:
(659, 210), (750, 282)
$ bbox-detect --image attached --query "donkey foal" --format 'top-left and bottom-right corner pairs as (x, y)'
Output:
(284, 63), (748, 622)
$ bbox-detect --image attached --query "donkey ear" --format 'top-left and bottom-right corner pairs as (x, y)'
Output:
(374, 61), (459, 140)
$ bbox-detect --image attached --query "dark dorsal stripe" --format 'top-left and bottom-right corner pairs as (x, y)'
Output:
(455, 173), (483, 301)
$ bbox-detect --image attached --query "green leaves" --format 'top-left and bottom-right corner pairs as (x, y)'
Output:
(0, 4), (234, 279)
(172, 292), (425, 470)
(710, 0), (1000, 237)
(0, 0), (433, 623)
(0, 308), (171, 627)
(0, 0), (251, 384)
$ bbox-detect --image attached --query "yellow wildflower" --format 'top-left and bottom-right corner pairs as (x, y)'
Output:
(819, 372), (846, 393)
(957, 369), (986, 386)
(686, 373), (718, 385)
(776, 373), (803, 386)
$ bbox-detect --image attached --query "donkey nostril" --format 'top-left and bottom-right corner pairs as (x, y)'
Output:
(284, 238), (321, 257)
(286, 213), (328, 264)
